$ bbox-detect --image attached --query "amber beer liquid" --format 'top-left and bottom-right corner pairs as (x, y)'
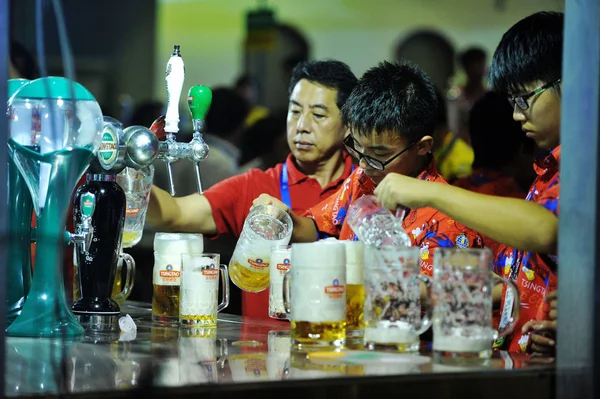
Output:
(152, 233), (203, 323)
(344, 241), (365, 340)
(287, 241), (347, 348)
(229, 205), (293, 292)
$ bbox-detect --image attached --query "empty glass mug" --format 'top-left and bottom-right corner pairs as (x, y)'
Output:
(229, 205), (292, 292)
(347, 195), (411, 247)
(363, 245), (433, 352)
(283, 241), (347, 348)
(180, 253), (230, 326)
(432, 248), (520, 361)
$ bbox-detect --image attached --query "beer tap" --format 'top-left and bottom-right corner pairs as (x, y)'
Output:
(150, 45), (213, 196)
(71, 117), (159, 331)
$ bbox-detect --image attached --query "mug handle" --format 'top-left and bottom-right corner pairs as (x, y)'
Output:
(282, 271), (292, 318)
(113, 252), (136, 303)
(415, 274), (433, 335)
(217, 264), (230, 312)
(493, 276), (521, 338)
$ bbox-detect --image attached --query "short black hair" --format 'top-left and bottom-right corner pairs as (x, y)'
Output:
(342, 60), (438, 143)
(433, 87), (448, 128)
(205, 87), (250, 137)
(288, 60), (358, 110)
(469, 91), (535, 169)
(489, 11), (563, 94)
(459, 47), (486, 70)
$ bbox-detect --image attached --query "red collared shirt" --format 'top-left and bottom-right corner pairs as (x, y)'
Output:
(453, 169), (525, 199)
(494, 146), (560, 353)
(203, 153), (355, 319)
(307, 159), (484, 276)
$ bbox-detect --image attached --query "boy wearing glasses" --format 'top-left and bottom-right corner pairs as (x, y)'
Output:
(371, 11), (562, 354)
(254, 60), (484, 276)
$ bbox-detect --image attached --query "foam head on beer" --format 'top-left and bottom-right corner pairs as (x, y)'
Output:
(289, 241), (347, 347)
(152, 233), (204, 323)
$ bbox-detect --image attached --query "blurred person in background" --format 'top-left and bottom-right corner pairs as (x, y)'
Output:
(10, 40), (39, 80)
(432, 87), (473, 183)
(453, 91), (537, 198)
(147, 60), (358, 318)
(238, 111), (289, 172)
(447, 47), (488, 144)
(234, 74), (269, 127)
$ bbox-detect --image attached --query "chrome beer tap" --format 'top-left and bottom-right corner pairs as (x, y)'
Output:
(151, 45), (212, 196)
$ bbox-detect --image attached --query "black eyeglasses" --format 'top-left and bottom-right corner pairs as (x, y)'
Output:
(343, 134), (416, 171)
(509, 79), (561, 111)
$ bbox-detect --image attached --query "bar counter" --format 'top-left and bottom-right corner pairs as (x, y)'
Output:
(5, 301), (555, 398)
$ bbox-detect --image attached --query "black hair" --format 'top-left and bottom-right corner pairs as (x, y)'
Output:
(469, 91), (535, 169)
(489, 11), (563, 94)
(234, 74), (253, 89)
(459, 47), (486, 70)
(10, 41), (39, 80)
(433, 87), (448, 128)
(288, 60), (358, 110)
(205, 87), (250, 137)
(341, 60), (438, 143)
(239, 111), (287, 165)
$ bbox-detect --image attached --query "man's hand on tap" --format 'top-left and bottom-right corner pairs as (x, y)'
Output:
(251, 194), (318, 243)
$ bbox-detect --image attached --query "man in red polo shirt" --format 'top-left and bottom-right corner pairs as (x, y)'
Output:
(371, 11), (562, 354)
(254, 61), (484, 276)
(147, 60), (358, 319)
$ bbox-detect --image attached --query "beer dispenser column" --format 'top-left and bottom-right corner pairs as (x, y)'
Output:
(71, 117), (159, 331)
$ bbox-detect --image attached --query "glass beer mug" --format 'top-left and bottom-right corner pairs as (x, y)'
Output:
(344, 241), (365, 342)
(180, 253), (230, 326)
(363, 245), (433, 352)
(116, 166), (154, 248)
(73, 250), (135, 304)
(283, 241), (347, 348)
(152, 233), (204, 324)
(432, 248), (520, 361)
(229, 205), (292, 292)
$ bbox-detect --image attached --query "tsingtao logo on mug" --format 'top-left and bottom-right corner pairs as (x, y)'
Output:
(324, 279), (345, 299)
(159, 264), (181, 282)
(248, 258), (269, 269)
(202, 263), (219, 280)
(276, 258), (290, 275)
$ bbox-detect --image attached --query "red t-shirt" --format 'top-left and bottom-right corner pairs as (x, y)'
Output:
(203, 153), (355, 319)
(493, 146), (560, 353)
(453, 168), (526, 266)
(307, 159), (484, 276)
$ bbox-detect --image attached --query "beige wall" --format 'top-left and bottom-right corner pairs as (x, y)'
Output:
(154, 0), (564, 101)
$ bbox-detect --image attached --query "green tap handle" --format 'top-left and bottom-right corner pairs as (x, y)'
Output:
(187, 85), (212, 132)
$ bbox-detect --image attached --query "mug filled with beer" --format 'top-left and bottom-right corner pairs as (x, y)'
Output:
(432, 248), (520, 361)
(180, 253), (230, 326)
(363, 245), (433, 352)
(229, 205), (292, 292)
(283, 241), (347, 348)
(269, 245), (291, 320)
(152, 232), (203, 324)
(344, 240), (365, 343)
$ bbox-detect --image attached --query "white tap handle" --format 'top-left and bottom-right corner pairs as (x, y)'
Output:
(164, 45), (185, 134)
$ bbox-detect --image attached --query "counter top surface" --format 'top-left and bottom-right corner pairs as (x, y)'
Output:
(5, 301), (555, 398)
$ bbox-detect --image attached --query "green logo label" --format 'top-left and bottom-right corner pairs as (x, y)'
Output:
(80, 192), (96, 218)
(98, 125), (119, 169)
